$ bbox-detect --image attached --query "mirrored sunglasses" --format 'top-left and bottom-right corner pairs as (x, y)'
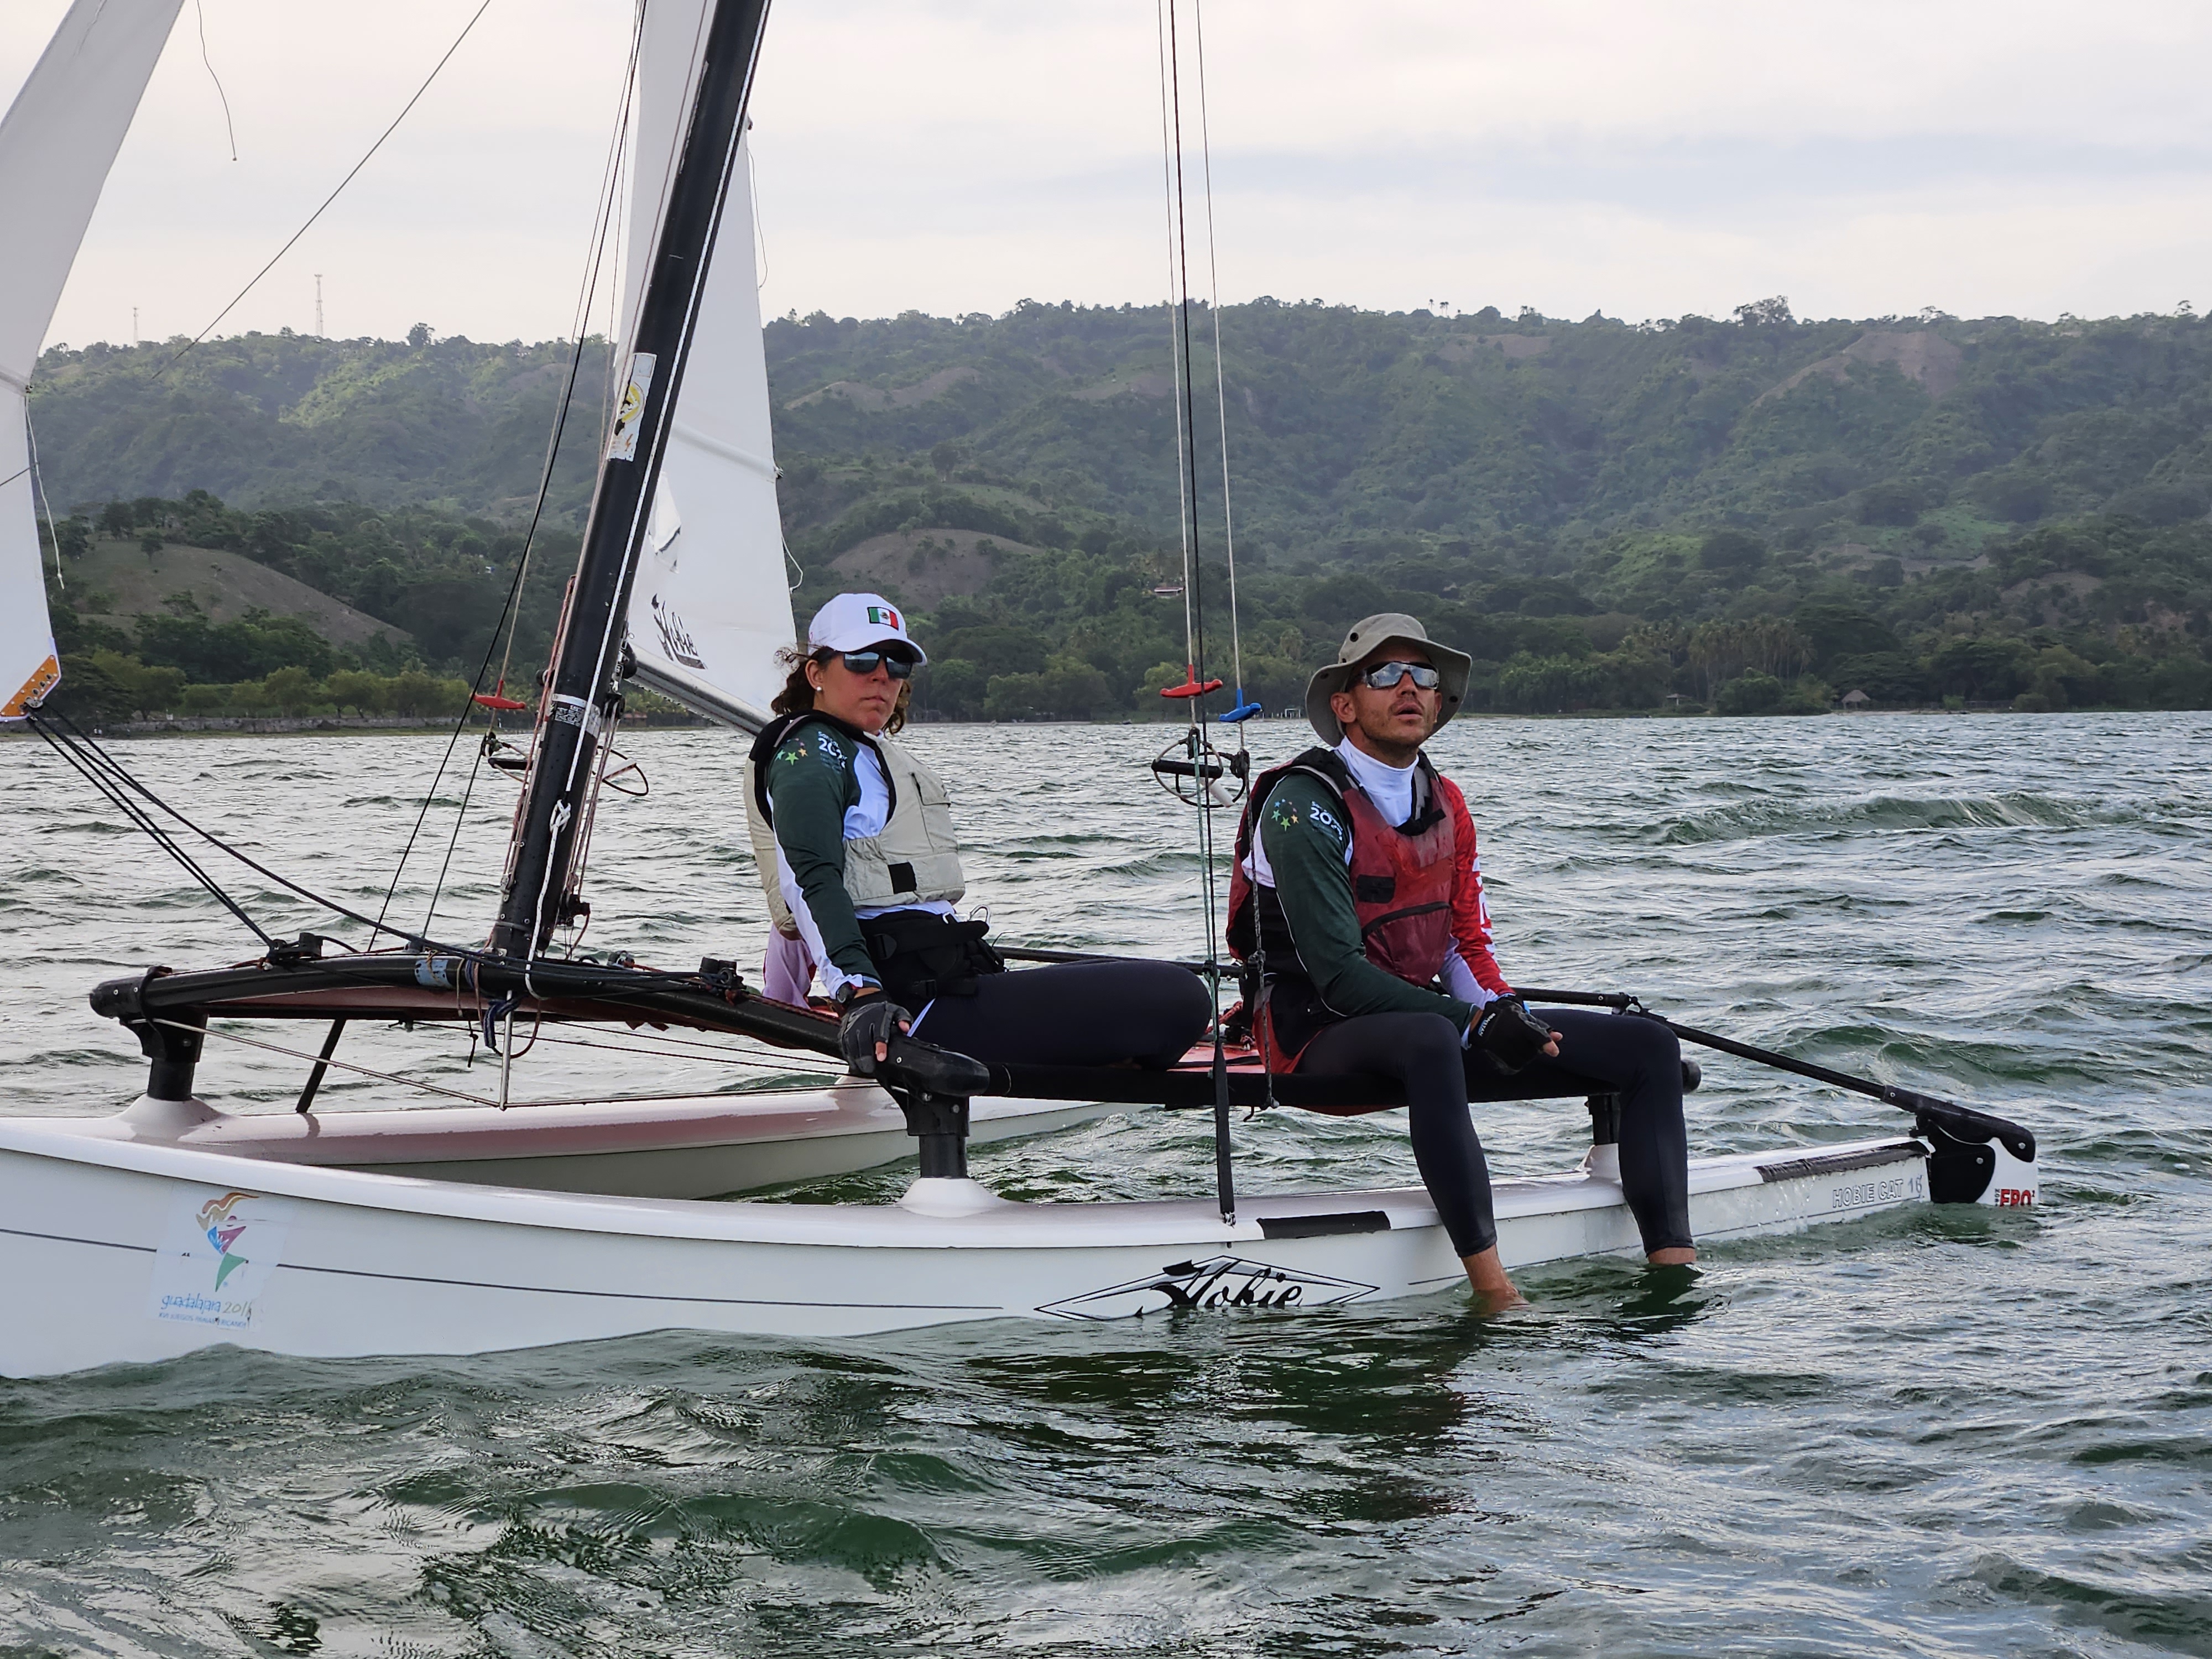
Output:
(1360, 660), (1441, 691)
(838, 649), (917, 680)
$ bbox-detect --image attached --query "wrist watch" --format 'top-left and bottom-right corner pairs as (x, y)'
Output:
(833, 979), (879, 1009)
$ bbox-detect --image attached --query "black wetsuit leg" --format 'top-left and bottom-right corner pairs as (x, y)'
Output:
(906, 959), (1212, 1070)
(1461, 1007), (1693, 1254)
(1293, 1011), (1497, 1259)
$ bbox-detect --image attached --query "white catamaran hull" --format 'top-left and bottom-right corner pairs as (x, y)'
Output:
(0, 1117), (2032, 1378)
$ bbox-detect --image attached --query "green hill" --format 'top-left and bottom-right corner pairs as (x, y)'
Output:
(24, 299), (2212, 718)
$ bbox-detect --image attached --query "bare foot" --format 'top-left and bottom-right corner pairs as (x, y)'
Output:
(1647, 1247), (1697, 1267)
(1461, 1245), (1528, 1313)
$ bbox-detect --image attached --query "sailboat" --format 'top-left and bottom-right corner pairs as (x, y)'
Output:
(0, 0), (2038, 1380)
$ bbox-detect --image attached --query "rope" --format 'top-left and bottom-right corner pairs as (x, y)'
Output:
(379, 4), (647, 948)
(1190, 2), (1251, 729)
(168, 1018), (842, 1113)
(162, 0), (497, 372)
(192, 0), (238, 163)
(1154, 0), (1198, 679)
(28, 712), (487, 957)
(1157, 0), (1237, 1223)
(25, 408), (61, 589)
(29, 717), (275, 948)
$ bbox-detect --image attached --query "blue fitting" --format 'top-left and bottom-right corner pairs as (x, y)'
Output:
(1217, 691), (1263, 724)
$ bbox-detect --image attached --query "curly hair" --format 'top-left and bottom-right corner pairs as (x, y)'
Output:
(769, 645), (910, 735)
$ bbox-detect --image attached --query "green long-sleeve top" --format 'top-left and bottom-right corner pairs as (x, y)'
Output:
(763, 718), (879, 988)
(1257, 773), (1475, 1032)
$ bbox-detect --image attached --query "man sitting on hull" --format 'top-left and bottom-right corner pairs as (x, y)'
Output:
(1231, 612), (1697, 1311)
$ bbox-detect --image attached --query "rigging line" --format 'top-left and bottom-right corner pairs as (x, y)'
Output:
(518, 1029), (842, 1073)
(193, 0), (238, 163)
(166, 1016), (833, 1112)
(24, 408), (61, 588)
(39, 711), (478, 955)
(1154, 0), (1197, 672)
(163, 0), (495, 371)
(28, 718), (276, 947)
(748, 137), (769, 294)
(1164, 0), (1235, 1223)
(378, 11), (646, 947)
(1189, 0), (1245, 718)
(159, 1017), (500, 1108)
(1165, 1), (1220, 940)
(539, 8), (769, 981)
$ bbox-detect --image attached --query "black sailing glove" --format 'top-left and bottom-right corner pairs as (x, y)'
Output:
(838, 993), (910, 1077)
(1473, 995), (1554, 1075)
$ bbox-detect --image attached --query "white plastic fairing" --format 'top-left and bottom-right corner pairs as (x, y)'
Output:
(1979, 1138), (2039, 1208)
(617, 0), (792, 733)
(0, 0), (187, 718)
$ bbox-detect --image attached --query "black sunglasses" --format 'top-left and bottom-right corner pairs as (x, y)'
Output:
(1360, 660), (1441, 691)
(832, 649), (917, 681)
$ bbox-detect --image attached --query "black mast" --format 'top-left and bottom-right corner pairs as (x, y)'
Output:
(492, 0), (772, 958)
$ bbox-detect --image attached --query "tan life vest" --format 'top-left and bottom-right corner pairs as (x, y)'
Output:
(842, 732), (966, 908)
(740, 761), (801, 938)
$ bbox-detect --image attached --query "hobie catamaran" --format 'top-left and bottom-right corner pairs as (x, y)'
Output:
(0, 0), (2036, 1380)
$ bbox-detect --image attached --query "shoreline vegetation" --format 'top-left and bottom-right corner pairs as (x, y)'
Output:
(25, 300), (2211, 723)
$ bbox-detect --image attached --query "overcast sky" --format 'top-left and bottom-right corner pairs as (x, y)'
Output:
(9, 0), (2212, 349)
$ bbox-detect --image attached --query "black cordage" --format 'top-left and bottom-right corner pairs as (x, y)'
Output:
(29, 716), (274, 948)
(163, 0), (497, 371)
(28, 714), (487, 958)
(378, 5), (649, 950)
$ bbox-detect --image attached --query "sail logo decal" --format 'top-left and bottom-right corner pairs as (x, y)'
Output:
(150, 1188), (294, 1331)
(1039, 1255), (1378, 1321)
(650, 594), (706, 670)
(199, 1192), (254, 1292)
(605, 351), (658, 462)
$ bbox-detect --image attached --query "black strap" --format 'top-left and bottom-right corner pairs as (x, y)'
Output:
(747, 710), (898, 828)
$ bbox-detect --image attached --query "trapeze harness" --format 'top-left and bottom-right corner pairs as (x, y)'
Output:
(747, 712), (1002, 1007)
(1227, 745), (1464, 1072)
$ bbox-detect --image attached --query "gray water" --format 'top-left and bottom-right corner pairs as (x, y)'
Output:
(1, 713), (2207, 1656)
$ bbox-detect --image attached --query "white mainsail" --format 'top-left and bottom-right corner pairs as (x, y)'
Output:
(0, 0), (186, 718)
(617, 0), (793, 733)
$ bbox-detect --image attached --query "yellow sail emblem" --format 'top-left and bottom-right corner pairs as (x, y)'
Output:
(604, 351), (658, 462)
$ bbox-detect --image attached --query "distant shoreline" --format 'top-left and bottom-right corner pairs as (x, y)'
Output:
(3, 703), (2136, 743)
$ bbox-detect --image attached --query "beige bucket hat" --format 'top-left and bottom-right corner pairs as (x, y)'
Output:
(1303, 612), (1473, 743)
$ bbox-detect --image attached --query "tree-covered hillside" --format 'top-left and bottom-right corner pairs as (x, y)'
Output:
(25, 298), (2212, 718)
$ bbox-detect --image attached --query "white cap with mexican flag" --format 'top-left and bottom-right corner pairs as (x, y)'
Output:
(805, 592), (927, 665)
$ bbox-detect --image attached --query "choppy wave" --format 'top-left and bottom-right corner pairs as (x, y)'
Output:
(1650, 791), (2119, 844)
(1, 713), (2209, 1656)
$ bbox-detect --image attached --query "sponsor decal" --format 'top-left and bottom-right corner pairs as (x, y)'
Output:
(865, 604), (902, 631)
(1995, 1187), (2035, 1206)
(1039, 1255), (1378, 1322)
(650, 594), (705, 670)
(149, 1189), (294, 1330)
(604, 351), (657, 462)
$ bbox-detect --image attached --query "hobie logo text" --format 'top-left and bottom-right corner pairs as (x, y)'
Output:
(1039, 1255), (1378, 1322)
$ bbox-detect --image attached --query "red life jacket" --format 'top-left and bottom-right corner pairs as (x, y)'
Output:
(1226, 745), (1457, 1071)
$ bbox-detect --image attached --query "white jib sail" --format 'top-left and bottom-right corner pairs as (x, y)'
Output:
(617, 0), (792, 733)
(0, 0), (187, 718)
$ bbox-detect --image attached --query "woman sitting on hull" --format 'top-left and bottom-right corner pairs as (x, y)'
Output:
(745, 592), (1212, 1078)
